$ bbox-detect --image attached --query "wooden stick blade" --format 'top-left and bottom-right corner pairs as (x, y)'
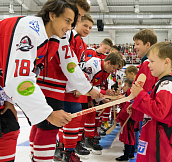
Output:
(135, 73), (146, 88)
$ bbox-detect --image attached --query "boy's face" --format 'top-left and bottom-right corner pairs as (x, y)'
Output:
(134, 39), (150, 58)
(76, 20), (93, 37)
(99, 44), (111, 54)
(104, 61), (119, 73)
(48, 8), (74, 38)
(148, 51), (167, 79)
(126, 72), (134, 80)
(123, 82), (130, 93)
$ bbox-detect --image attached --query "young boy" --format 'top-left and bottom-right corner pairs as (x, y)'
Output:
(130, 42), (172, 162)
(130, 29), (158, 121)
(0, 0), (78, 161)
(116, 79), (135, 161)
(125, 65), (139, 152)
(125, 65), (138, 80)
(87, 38), (113, 59)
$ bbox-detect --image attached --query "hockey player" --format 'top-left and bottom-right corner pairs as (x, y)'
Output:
(0, 0), (79, 161)
(87, 38), (113, 59)
(86, 38), (114, 137)
(29, 1), (102, 162)
(80, 52), (123, 155)
(129, 42), (172, 162)
(57, 14), (94, 160)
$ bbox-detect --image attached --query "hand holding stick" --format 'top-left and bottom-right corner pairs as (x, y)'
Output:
(75, 91), (118, 100)
(70, 73), (146, 119)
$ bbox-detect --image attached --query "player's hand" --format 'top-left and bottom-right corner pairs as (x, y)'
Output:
(74, 90), (81, 98)
(0, 101), (17, 120)
(88, 101), (94, 108)
(131, 81), (143, 97)
(88, 88), (103, 99)
(127, 104), (132, 115)
(114, 90), (121, 96)
(105, 89), (115, 96)
(47, 110), (72, 127)
(116, 94), (125, 99)
(102, 98), (110, 103)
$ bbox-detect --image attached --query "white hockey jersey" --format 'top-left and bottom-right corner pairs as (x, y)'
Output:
(0, 16), (53, 125)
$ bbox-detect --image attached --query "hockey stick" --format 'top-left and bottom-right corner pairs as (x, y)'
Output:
(118, 79), (122, 92)
(106, 105), (117, 134)
(106, 74), (145, 134)
(110, 114), (131, 148)
(99, 80), (121, 122)
(70, 73), (146, 119)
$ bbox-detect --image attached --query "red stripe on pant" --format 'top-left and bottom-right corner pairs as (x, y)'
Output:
(0, 130), (19, 162)
(58, 128), (63, 143)
(78, 111), (87, 141)
(95, 111), (102, 128)
(29, 125), (37, 156)
(63, 116), (82, 148)
(33, 128), (59, 161)
(84, 111), (96, 138)
(102, 107), (111, 122)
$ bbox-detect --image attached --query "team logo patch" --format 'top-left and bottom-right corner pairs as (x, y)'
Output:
(84, 67), (92, 74)
(29, 20), (40, 35)
(109, 74), (113, 80)
(16, 36), (34, 51)
(95, 78), (99, 82)
(93, 60), (98, 68)
(160, 80), (169, 87)
(36, 55), (44, 60)
(17, 81), (35, 96)
(67, 62), (76, 73)
(138, 140), (148, 155)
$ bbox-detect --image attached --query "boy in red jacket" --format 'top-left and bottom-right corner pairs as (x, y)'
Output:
(129, 42), (172, 162)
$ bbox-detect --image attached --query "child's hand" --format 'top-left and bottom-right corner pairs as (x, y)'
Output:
(127, 104), (132, 115)
(131, 81), (143, 97)
(117, 94), (125, 99)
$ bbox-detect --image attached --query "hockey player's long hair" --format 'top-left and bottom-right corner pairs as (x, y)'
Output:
(36, 0), (78, 28)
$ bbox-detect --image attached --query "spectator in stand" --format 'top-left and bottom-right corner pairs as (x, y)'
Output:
(121, 44), (125, 54)
(118, 44), (121, 50)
